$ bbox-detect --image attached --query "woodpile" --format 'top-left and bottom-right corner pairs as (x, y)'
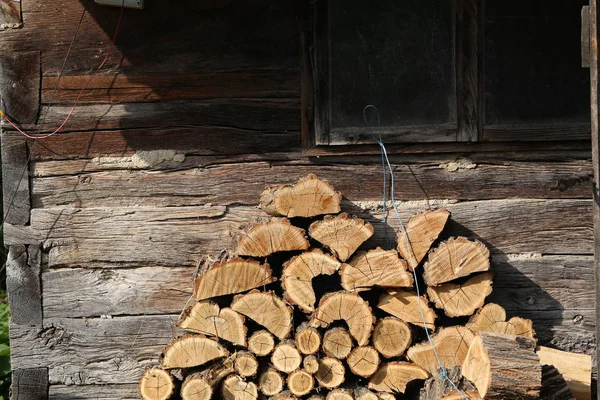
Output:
(139, 174), (591, 400)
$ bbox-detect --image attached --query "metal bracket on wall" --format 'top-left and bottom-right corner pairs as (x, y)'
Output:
(94, 0), (144, 9)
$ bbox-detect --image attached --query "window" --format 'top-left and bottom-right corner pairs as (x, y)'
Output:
(302, 0), (590, 153)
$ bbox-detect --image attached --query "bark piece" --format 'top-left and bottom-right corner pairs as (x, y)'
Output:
(540, 365), (575, 400)
(194, 258), (276, 300)
(295, 324), (321, 355)
(231, 291), (293, 339)
(248, 330), (275, 356)
(423, 237), (490, 286)
(282, 250), (341, 313)
(237, 219), (309, 257)
(372, 317), (412, 358)
(377, 289), (436, 330)
(462, 332), (541, 399)
(407, 326), (476, 375)
(323, 328), (353, 359)
(234, 352), (259, 377)
(347, 346), (380, 378)
(314, 357), (346, 389)
(536, 346), (591, 400)
(271, 343), (302, 373)
(178, 302), (246, 346)
(340, 248), (413, 292)
(181, 359), (234, 400)
(303, 355), (320, 374)
(309, 213), (374, 261)
(418, 366), (478, 400)
(161, 335), (228, 369)
(287, 369), (314, 397)
(310, 291), (374, 346)
(368, 362), (430, 394)
(467, 303), (535, 339)
(427, 272), (493, 317)
(258, 369), (284, 396)
(397, 209), (450, 270)
(222, 375), (258, 400)
(327, 388), (353, 400)
(140, 367), (174, 400)
(260, 174), (342, 218)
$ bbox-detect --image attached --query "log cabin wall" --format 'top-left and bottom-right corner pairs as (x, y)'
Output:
(0, 1), (595, 398)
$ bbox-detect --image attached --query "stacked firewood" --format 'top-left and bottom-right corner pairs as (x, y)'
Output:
(139, 175), (588, 400)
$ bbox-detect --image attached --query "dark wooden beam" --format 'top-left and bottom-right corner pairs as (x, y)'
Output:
(11, 368), (48, 400)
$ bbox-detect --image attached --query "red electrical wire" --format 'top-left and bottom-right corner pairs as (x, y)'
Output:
(0, 3), (126, 139)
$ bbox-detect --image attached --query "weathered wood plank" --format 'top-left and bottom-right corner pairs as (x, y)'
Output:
(1, 132), (30, 225)
(49, 384), (139, 400)
(30, 160), (593, 209)
(0, 51), (39, 124)
(6, 246), (42, 326)
(0, 0), (21, 29)
(11, 368), (48, 400)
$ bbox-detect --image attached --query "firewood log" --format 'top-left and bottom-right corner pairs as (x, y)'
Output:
(161, 335), (228, 369)
(309, 213), (374, 261)
(307, 396), (325, 400)
(177, 302), (246, 346)
(326, 388), (353, 400)
(540, 365), (575, 400)
(283, 250), (341, 313)
(260, 174), (342, 218)
(354, 388), (378, 400)
(536, 346), (590, 400)
(418, 365), (478, 400)
(423, 237), (490, 286)
(271, 342), (302, 373)
(258, 369), (284, 396)
(314, 357), (346, 389)
(287, 369), (315, 397)
(322, 328), (353, 359)
(247, 330), (275, 356)
(407, 326), (475, 375)
(181, 358), (234, 400)
(372, 317), (412, 358)
(461, 332), (541, 399)
(310, 291), (374, 346)
(340, 248), (413, 292)
(368, 362), (430, 394)
(231, 291), (293, 339)
(467, 303), (535, 339)
(237, 219), (309, 257)
(303, 355), (320, 374)
(347, 346), (380, 378)
(427, 272), (493, 317)
(221, 374), (259, 400)
(377, 289), (436, 330)
(376, 393), (395, 400)
(271, 393), (299, 400)
(139, 367), (175, 400)
(233, 352), (259, 378)
(397, 208), (450, 270)
(295, 324), (322, 355)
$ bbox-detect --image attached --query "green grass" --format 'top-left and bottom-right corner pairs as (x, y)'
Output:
(0, 291), (9, 400)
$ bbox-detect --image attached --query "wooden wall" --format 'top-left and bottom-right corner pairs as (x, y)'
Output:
(0, 1), (596, 398)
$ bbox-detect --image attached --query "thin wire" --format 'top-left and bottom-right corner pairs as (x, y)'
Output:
(363, 105), (469, 399)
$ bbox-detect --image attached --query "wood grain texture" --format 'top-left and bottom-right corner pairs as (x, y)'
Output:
(11, 368), (48, 400)
(6, 246), (42, 326)
(0, 51), (39, 123)
(49, 383), (140, 399)
(1, 132), (30, 225)
(0, 0), (20, 29)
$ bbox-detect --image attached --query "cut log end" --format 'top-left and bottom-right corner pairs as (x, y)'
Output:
(427, 272), (493, 317)
(467, 303), (536, 339)
(309, 213), (374, 261)
(237, 218), (309, 257)
(139, 367), (175, 400)
(222, 375), (259, 400)
(178, 302), (246, 346)
(397, 208), (450, 270)
(340, 248), (413, 292)
(271, 343), (302, 373)
(303, 354), (320, 374)
(314, 357), (346, 389)
(347, 346), (380, 378)
(295, 324), (322, 355)
(161, 335), (228, 370)
(234, 352), (259, 377)
(423, 237), (490, 286)
(287, 369), (315, 397)
(368, 362), (430, 394)
(231, 291), (293, 339)
(258, 369), (284, 396)
(378, 289), (436, 330)
(326, 388), (353, 400)
(247, 330), (275, 356)
(372, 317), (412, 358)
(322, 328), (353, 359)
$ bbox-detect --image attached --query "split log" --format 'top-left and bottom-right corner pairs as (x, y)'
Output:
(347, 346), (380, 378)
(139, 367), (175, 400)
(234, 352), (259, 378)
(260, 174), (342, 218)
(271, 343), (302, 373)
(397, 209), (450, 270)
(340, 248), (413, 292)
(221, 375), (259, 400)
(407, 326), (475, 375)
(282, 250), (341, 313)
(314, 357), (346, 389)
(295, 324), (321, 355)
(462, 332), (541, 399)
(467, 303), (535, 339)
(161, 335), (228, 369)
(326, 388), (353, 400)
(377, 289), (436, 330)
(177, 302), (246, 346)
(237, 219), (309, 257)
(418, 366), (478, 400)
(354, 388), (379, 400)
(181, 359), (234, 400)
(231, 291), (293, 339)
(536, 346), (591, 400)
(441, 391), (481, 400)
(423, 237), (490, 286)
(540, 365), (575, 400)
(272, 393), (299, 400)
(372, 317), (412, 358)
(322, 328), (353, 359)
(303, 355), (320, 374)
(194, 258), (276, 301)
(309, 213), (374, 261)
(287, 369), (314, 397)
(427, 272), (493, 317)
(307, 396), (325, 400)
(247, 330), (275, 356)
(368, 362), (430, 394)
(376, 393), (396, 400)
(310, 291), (374, 346)
(258, 369), (284, 396)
